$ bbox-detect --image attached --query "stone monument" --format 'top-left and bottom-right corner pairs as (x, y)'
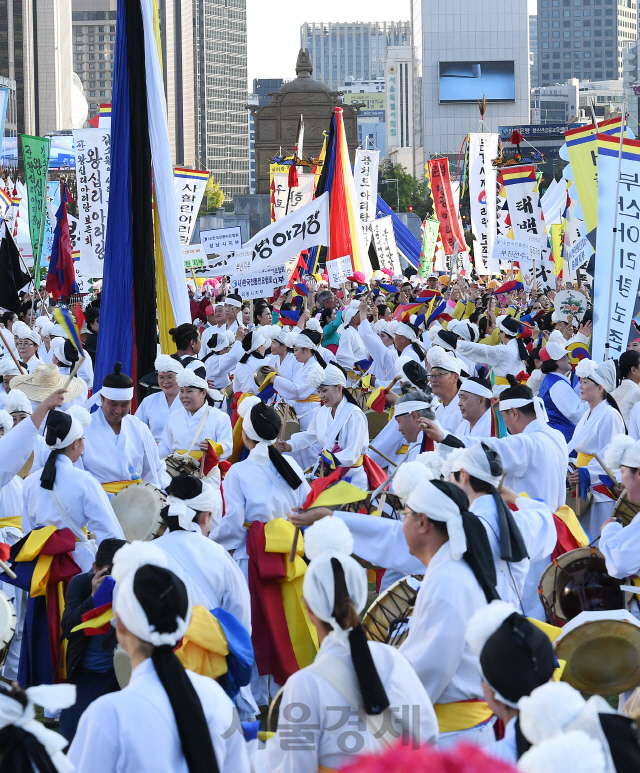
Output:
(249, 49), (361, 195)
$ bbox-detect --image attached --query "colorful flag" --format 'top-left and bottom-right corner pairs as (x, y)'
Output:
(493, 280), (523, 295)
(393, 302), (425, 322)
(378, 283), (399, 295)
(278, 309), (300, 326)
(53, 307), (84, 354)
(419, 218), (440, 278)
(21, 134), (50, 283)
(366, 386), (387, 413)
(0, 225), (31, 313)
(427, 158), (466, 255)
(567, 341), (591, 366)
(468, 133), (500, 274)
(301, 467), (367, 510)
(46, 184), (78, 301)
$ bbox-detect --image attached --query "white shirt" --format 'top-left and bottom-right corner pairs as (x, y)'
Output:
(435, 391), (463, 434)
(456, 407), (491, 438)
(486, 715), (518, 765)
(24, 353), (42, 373)
(135, 391), (182, 443)
(233, 354), (266, 395)
(458, 338), (524, 393)
(158, 403), (232, 462)
(22, 454), (125, 571)
(202, 340), (243, 388)
(273, 358), (322, 421)
(82, 409), (169, 489)
(0, 416), (39, 490)
(336, 326), (368, 381)
(456, 419), (569, 513)
(253, 631), (438, 773)
(67, 657), (250, 773)
(611, 378), (640, 426)
(600, 517), (640, 578)
(358, 319), (398, 383)
(399, 542), (487, 704)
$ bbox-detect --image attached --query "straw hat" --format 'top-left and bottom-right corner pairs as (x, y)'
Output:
(9, 363), (85, 403)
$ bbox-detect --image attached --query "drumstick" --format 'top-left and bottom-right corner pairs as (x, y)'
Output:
(368, 445), (398, 468)
(0, 328), (26, 374)
(289, 527), (300, 563)
(384, 375), (402, 394)
(594, 453), (617, 485)
(279, 403), (289, 442)
(0, 559), (16, 581)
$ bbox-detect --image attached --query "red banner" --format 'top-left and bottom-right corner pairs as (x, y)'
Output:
(428, 158), (465, 255)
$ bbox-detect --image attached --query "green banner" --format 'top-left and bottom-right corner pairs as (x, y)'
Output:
(419, 218), (440, 277)
(21, 134), (50, 280)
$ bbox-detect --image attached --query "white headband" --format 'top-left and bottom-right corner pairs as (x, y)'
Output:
(245, 331), (267, 355)
(224, 296), (242, 308)
(293, 332), (318, 351)
(395, 322), (417, 342)
(407, 480), (467, 560)
(320, 363), (347, 388)
(101, 386), (134, 401)
(167, 487), (222, 533)
(14, 325), (41, 347)
(499, 395), (549, 424)
(449, 443), (503, 487)
(460, 380), (493, 399)
(155, 354), (184, 374)
(394, 400), (431, 417)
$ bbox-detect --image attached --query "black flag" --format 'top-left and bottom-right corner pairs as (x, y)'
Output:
(0, 225), (31, 313)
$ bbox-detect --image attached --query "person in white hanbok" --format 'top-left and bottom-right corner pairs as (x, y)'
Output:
(426, 346), (464, 433)
(4, 389), (51, 474)
(13, 321), (42, 373)
(201, 328), (244, 390)
(0, 356), (21, 409)
(67, 542), (251, 773)
(279, 363), (369, 490)
(465, 601), (557, 767)
(536, 341), (586, 443)
(35, 317), (55, 364)
(599, 435), (640, 578)
(611, 350), (640, 426)
(356, 299), (398, 384)
(49, 322), (94, 389)
(135, 355), (184, 442)
(457, 315), (528, 394)
(568, 359), (625, 536)
(22, 407), (125, 572)
(253, 518), (438, 773)
(50, 337), (90, 403)
(272, 329), (324, 432)
(82, 363), (169, 495)
(394, 319), (427, 367)
(336, 301), (370, 385)
(455, 377), (493, 437)
(168, 322), (203, 369)
(233, 330), (268, 397)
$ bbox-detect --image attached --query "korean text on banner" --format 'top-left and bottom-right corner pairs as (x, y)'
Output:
(419, 218), (440, 278)
(182, 244), (206, 269)
(230, 265), (288, 299)
(73, 128), (111, 278)
(174, 168), (209, 246)
(354, 148), (380, 240)
(199, 226), (242, 274)
(272, 173), (315, 221)
(468, 133), (499, 275)
(427, 157), (466, 255)
(21, 134), (51, 279)
(502, 165), (547, 246)
(371, 215), (402, 275)
(242, 192), (330, 273)
(593, 132), (640, 361)
(190, 247), (253, 279)
(327, 255), (352, 288)
(568, 235), (592, 275)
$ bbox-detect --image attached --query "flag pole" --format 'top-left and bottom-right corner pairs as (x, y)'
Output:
(0, 327), (26, 374)
(605, 99), (626, 360)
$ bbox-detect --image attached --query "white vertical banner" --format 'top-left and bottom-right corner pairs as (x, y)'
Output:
(468, 133), (499, 275)
(73, 128), (111, 278)
(272, 174), (315, 221)
(173, 168), (209, 246)
(371, 215), (402, 275)
(354, 148), (380, 242)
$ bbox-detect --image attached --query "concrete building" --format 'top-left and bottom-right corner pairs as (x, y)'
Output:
(537, 0), (637, 87)
(412, 0), (530, 174)
(530, 77), (623, 123)
(341, 76), (386, 156)
(531, 14), (539, 87)
(385, 46), (413, 169)
(0, 0), (74, 136)
(300, 21), (410, 91)
(0, 76), (18, 137)
(71, 1), (115, 120)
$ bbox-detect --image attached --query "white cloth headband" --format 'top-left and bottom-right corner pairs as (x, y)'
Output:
(238, 395), (277, 463)
(101, 386), (134, 401)
(499, 396), (548, 424)
(47, 407), (91, 450)
(396, 322), (417, 342)
(294, 332), (318, 351)
(394, 400), (431, 417)
(51, 337), (71, 367)
(224, 297), (242, 308)
(321, 364), (347, 387)
(460, 380), (493, 399)
(167, 487), (222, 532)
(406, 480), (467, 560)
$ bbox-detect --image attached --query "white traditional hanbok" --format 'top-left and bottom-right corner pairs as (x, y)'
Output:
(458, 338), (524, 394)
(435, 391), (463, 433)
(202, 340), (244, 389)
(358, 319), (397, 383)
(252, 632), (438, 773)
(273, 358), (323, 432)
(456, 406), (491, 438)
(600, 516), (640, 578)
(67, 657), (251, 773)
(287, 397), (369, 490)
(336, 327), (368, 385)
(135, 391), (182, 443)
(0, 471), (24, 680)
(82, 408), (169, 494)
(233, 354), (267, 396)
(568, 399), (626, 535)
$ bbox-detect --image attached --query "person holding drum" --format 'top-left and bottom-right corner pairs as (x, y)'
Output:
(83, 362), (169, 496)
(278, 362), (370, 490)
(336, 300), (371, 386)
(568, 359), (625, 536)
(252, 517), (438, 773)
(158, 366), (232, 490)
(67, 542), (251, 773)
(134, 355), (185, 443)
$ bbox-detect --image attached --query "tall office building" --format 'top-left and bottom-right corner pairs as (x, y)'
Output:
(161, 0), (249, 199)
(412, 0), (530, 176)
(71, 1), (116, 118)
(300, 21), (410, 91)
(531, 14), (539, 87)
(0, 0), (74, 136)
(537, 0), (637, 87)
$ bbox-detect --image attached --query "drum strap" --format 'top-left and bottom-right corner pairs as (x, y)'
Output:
(182, 405), (211, 458)
(307, 655), (416, 747)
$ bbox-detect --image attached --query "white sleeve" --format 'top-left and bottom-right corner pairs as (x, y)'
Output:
(358, 319), (389, 368)
(67, 701), (121, 773)
(335, 411), (368, 468)
(334, 512), (426, 575)
(134, 396), (151, 431)
(630, 402), (640, 441)
(513, 496), (557, 562)
(83, 477), (126, 542)
(215, 469), (249, 551)
(549, 381), (588, 426)
(600, 520), (640, 578)
(287, 411), (319, 454)
(218, 341), (243, 373)
(0, 418), (38, 490)
(158, 421), (173, 460)
(457, 432), (531, 479)
(211, 411), (233, 460)
(139, 423), (168, 486)
(584, 412), (626, 485)
(336, 330), (355, 370)
(457, 341), (501, 366)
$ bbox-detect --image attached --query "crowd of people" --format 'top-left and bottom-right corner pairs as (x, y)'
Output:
(1, 266), (640, 773)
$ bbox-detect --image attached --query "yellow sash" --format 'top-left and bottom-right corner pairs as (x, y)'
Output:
(264, 519), (319, 669)
(352, 455), (364, 468)
(396, 444), (409, 455)
(101, 479), (142, 495)
(298, 394), (321, 403)
(0, 516), (23, 531)
(576, 452), (594, 468)
(176, 440), (224, 461)
(494, 376), (510, 386)
(433, 700), (493, 733)
(318, 767), (336, 773)
(174, 606), (229, 680)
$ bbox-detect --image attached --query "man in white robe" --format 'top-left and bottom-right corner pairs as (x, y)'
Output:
(426, 346), (464, 433)
(336, 301), (369, 386)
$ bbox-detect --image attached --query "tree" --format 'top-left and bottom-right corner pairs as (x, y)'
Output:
(378, 161), (433, 220)
(200, 176), (225, 214)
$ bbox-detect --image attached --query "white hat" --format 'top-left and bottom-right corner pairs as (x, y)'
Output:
(4, 388), (32, 415)
(0, 358), (21, 377)
(34, 317), (55, 336)
(395, 322), (418, 342)
(540, 341), (568, 361)
(517, 731), (606, 773)
(342, 301), (361, 326)
(604, 434), (640, 471)
(154, 354), (184, 374)
(13, 322), (41, 347)
(305, 318), (322, 333)
(0, 409), (13, 434)
(448, 442), (504, 487)
(49, 323), (68, 340)
(51, 337), (72, 367)
(427, 346), (462, 375)
(176, 368), (223, 402)
(575, 358), (617, 395)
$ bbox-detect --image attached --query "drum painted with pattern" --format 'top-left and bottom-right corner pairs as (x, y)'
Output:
(110, 483), (167, 542)
(165, 453), (202, 479)
(362, 576), (422, 648)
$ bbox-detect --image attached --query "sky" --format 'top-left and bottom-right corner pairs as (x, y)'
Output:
(247, 0), (539, 87)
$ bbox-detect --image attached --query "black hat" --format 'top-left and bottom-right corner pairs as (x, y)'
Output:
(103, 362), (134, 390)
(401, 360), (430, 392)
(166, 472), (204, 501)
(499, 316), (523, 337)
(249, 401), (280, 441)
(500, 373), (533, 402)
(432, 328), (459, 351)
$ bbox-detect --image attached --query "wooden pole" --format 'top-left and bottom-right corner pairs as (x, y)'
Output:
(368, 445), (398, 468)
(0, 328), (26, 374)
